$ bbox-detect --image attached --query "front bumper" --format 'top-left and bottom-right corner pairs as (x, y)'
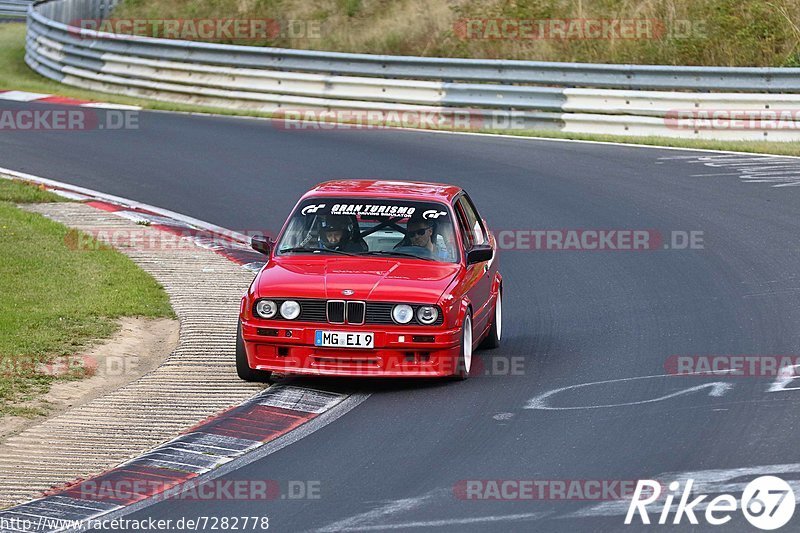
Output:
(241, 319), (462, 377)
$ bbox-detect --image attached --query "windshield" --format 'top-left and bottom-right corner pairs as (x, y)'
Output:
(276, 198), (459, 263)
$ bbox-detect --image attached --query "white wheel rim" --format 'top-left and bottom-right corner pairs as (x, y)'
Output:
(463, 315), (473, 374)
(495, 292), (502, 341)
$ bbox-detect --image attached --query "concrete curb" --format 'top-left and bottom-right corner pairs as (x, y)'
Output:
(0, 385), (351, 532)
(0, 175), (359, 530)
(0, 201), (264, 509)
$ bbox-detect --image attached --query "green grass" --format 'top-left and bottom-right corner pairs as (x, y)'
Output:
(0, 179), (64, 203)
(3, 19), (800, 159)
(480, 129), (800, 157)
(0, 180), (174, 417)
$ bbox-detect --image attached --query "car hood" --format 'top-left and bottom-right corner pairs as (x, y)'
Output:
(255, 257), (461, 303)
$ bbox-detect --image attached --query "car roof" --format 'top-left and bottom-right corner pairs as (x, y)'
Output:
(303, 180), (463, 203)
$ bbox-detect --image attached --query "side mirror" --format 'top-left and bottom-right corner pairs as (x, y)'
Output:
(467, 245), (493, 265)
(251, 236), (273, 256)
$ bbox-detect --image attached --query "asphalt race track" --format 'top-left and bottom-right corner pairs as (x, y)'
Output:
(3, 101), (800, 532)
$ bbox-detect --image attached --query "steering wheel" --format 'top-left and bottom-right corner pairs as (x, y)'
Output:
(394, 245), (435, 259)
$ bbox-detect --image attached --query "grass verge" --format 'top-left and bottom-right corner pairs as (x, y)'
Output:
(3, 23), (800, 158)
(0, 179), (174, 417)
(111, 0), (800, 67)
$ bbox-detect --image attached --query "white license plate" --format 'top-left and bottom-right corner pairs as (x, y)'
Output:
(314, 330), (374, 349)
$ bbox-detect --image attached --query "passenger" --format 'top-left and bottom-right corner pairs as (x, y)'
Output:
(405, 216), (437, 255)
(400, 214), (453, 260)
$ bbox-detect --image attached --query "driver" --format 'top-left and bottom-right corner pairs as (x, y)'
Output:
(318, 216), (365, 253)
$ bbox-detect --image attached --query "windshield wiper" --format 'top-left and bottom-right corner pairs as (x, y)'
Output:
(360, 250), (435, 261)
(279, 247), (359, 257)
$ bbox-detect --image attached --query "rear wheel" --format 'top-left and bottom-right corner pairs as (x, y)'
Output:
(453, 312), (473, 380)
(480, 290), (502, 349)
(236, 321), (273, 382)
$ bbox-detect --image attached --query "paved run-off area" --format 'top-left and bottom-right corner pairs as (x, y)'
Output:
(0, 202), (264, 508)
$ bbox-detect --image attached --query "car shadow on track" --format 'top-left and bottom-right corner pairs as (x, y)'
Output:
(265, 344), (535, 395)
(270, 374), (454, 395)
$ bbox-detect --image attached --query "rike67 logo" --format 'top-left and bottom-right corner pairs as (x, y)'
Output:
(626, 476), (795, 530)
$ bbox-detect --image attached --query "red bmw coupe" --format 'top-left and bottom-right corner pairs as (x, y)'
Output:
(237, 180), (502, 380)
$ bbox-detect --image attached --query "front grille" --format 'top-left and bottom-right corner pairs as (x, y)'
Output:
(255, 299), (442, 325)
(298, 300), (326, 322)
(327, 300), (345, 324)
(347, 301), (366, 324)
(365, 303), (396, 325)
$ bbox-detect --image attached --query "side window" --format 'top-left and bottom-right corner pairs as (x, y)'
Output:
(456, 195), (486, 247)
(454, 202), (472, 250)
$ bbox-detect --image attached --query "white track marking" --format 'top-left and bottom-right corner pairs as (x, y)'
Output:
(525, 374), (733, 411)
(328, 512), (550, 531)
(768, 364), (800, 392)
(664, 154), (800, 187)
(80, 102), (141, 110)
(691, 172), (751, 177)
(49, 189), (93, 200)
(256, 385), (345, 413)
(316, 489), (445, 532)
(0, 90), (52, 101)
(0, 166), (252, 244)
(743, 169), (800, 176)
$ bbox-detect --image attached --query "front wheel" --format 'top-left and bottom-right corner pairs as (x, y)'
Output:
(480, 290), (502, 349)
(236, 321), (273, 382)
(453, 312), (473, 380)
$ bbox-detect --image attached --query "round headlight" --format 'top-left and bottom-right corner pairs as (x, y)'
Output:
(392, 304), (414, 324)
(255, 299), (277, 319)
(280, 300), (301, 320)
(416, 306), (439, 325)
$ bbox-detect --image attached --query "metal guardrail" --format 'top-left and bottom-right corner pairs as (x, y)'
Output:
(0, 0), (32, 17)
(23, 0), (800, 141)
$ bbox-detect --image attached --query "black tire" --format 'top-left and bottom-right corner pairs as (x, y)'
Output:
(452, 312), (473, 381)
(480, 290), (502, 350)
(236, 321), (273, 382)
